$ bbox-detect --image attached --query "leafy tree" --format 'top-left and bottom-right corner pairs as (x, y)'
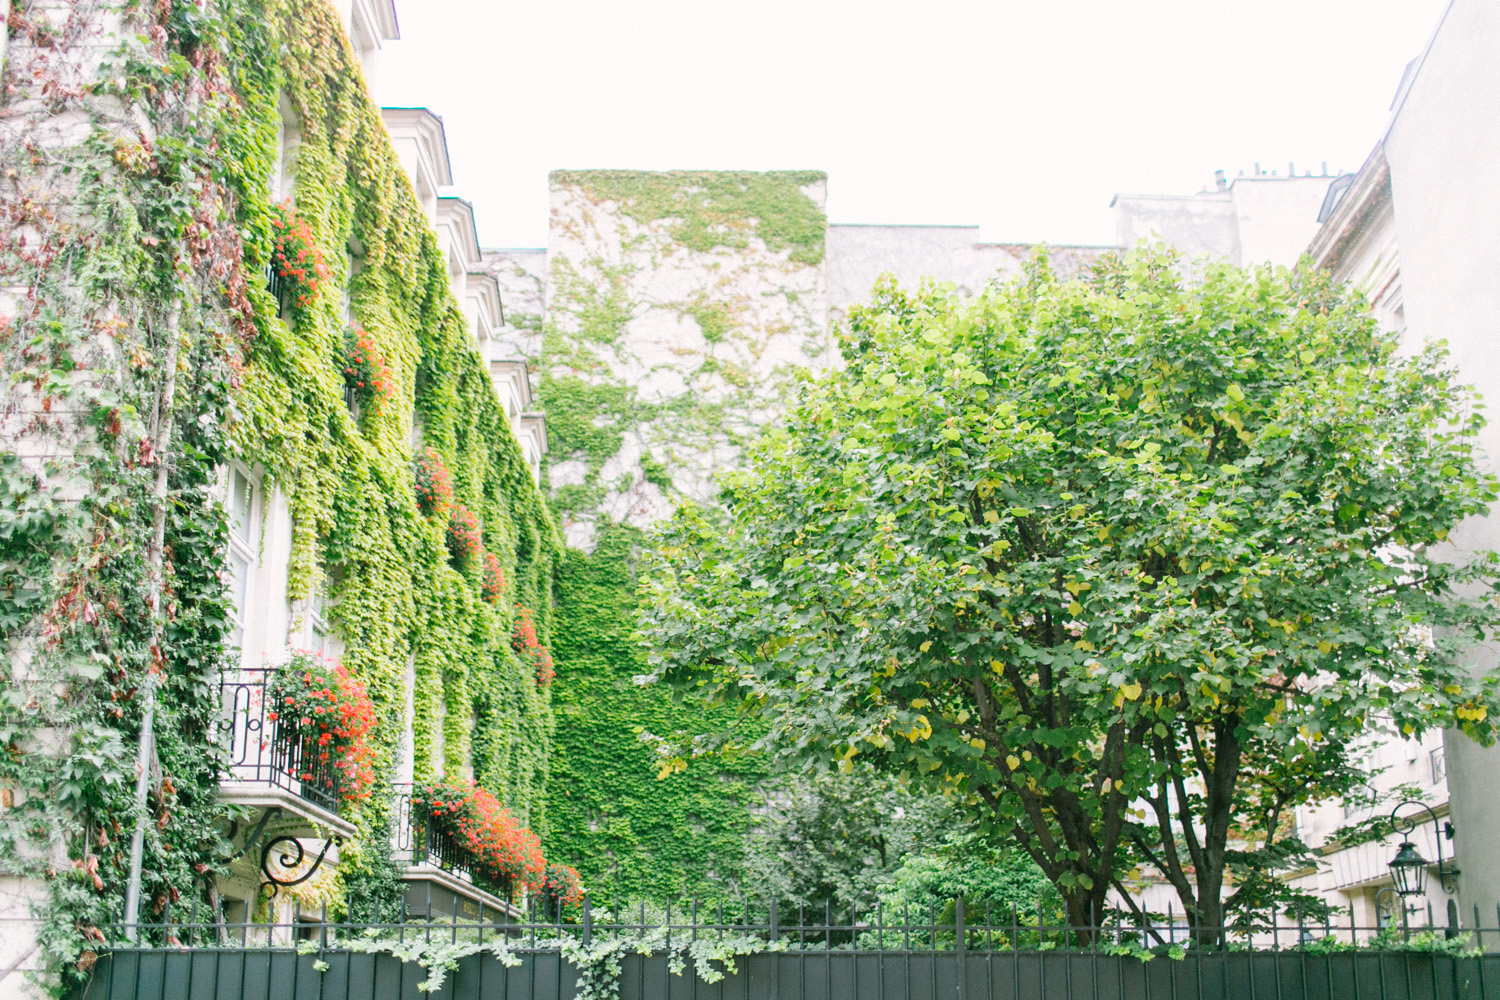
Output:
(876, 830), (1052, 926)
(640, 250), (1500, 940)
(741, 764), (948, 914)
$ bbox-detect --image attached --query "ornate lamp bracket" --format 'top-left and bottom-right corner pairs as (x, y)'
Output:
(1389, 799), (1460, 896)
(259, 835), (337, 902)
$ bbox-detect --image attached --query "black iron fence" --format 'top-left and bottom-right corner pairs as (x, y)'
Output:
(77, 899), (1500, 1000)
(219, 668), (342, 814)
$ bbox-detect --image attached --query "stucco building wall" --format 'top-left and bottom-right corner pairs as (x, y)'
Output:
(1376, 0), (1500, 921)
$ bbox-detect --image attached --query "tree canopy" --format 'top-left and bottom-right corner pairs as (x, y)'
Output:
(640, 250), (1500, 938)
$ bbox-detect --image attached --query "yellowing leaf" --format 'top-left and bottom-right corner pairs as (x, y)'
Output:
(1068, 601), (1083, 616)
(1006, 755), (1021, 770)
(1445, 684), (1463, 696)
(910, 698), (931, 709)
(1317, 641), (1333, 654)
(1226, 384), (1244, 402)
(969, 737), (986, 750)
(1022, 750), (1033, 761)
(1066, 581), (1082, 595)
(920, 641), (933, 653)
(984, 510), (1000, 524)
(1300, 350), (1316, 364)
(1121, 682), (1143, 701)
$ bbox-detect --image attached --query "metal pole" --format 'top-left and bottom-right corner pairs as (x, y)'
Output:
(123, 675), (158, 942)
(123, 304), (182, 942)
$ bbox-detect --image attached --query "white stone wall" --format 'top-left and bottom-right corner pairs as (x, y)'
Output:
(542, 173), (831, 550)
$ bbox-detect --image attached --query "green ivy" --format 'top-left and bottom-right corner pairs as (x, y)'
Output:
(552, 171), (828, 265)
(543, 524), (765, 905)
(0, 0), (561, 987)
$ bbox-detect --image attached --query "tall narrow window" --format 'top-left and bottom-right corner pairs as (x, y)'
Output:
(226, 468), (257, 656)
(310, 580), (331, 657)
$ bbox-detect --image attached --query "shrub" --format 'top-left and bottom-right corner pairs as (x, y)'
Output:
(266, 651), (378, 804)
(413, 447), (454, 517)
(447, 505), (481, 567)
(512, 606), (554, 685)
(340, 324), (393, 411)
(413, 779), (545, 898)
(270, 200), (328, 309)
(481, 552), (505, 604)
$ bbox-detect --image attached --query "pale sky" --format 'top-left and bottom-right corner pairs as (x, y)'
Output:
(374, 0), (1450, 250)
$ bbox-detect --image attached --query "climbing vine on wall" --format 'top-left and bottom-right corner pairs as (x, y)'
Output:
(542, 170), (831, 538)
(543, 524), (765, 905)
(540, 171), (834, 904)
(0, 0), (560, 987)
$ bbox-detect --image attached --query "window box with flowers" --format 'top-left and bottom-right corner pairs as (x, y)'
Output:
(340, 324), (394, 415)
(411, 780), (546, 901)
(265, 651), (378, 810)
(413, 447), (454, 517)
(512, 606), (554, 685)
(447, 504), (482, 569)
(269, 200), (329, 312)
(481, 553), (505, 604)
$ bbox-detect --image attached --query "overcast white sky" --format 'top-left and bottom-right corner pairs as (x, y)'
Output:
(374, 0), (1450, 250)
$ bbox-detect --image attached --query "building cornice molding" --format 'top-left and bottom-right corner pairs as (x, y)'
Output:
(379, 107), (452, 187)
(1306, 146), (1391, 272)
(437, 196), (481, 268)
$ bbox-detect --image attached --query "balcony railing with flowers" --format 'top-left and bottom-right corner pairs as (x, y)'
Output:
(393, 783), (479, 885)
(220, 667), (342, 814)
(219, 654), (377, 818)
(392, 780), (546, 903)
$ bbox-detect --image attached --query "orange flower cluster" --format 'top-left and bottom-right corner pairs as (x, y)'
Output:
(447, 504), (482, 566)
(512, 606), (555, 685)
(341, 324), (393, 409)
(540, 863), (585, 907)
(413, 780), (546, 898)
(267, 651), (378, 803)
(270, 201), (329, 309)
(414, 447), (454, 517)
(481, 552), (505, 604)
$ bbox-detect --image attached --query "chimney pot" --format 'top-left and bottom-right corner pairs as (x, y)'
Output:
(1322, 161), (1329, 176)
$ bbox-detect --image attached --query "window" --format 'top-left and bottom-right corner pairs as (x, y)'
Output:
(1431, 746), (1447, 785)
(226, 468), (257, 656)
(310, 580), (332, 658)
(272, 94), (301, 201)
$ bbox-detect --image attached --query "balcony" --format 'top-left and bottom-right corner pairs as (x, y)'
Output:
(218, 668), (356, 839)
(393, 784), (519, 920)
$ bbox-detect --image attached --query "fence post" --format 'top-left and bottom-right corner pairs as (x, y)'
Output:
(769, 898), (779, 998)
(955, 896), (966, 1000)
(582, 894), (591, 946)
(1447, 899), (1460, 941)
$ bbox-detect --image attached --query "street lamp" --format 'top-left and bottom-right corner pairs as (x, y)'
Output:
(1387, 799), (1459, 897)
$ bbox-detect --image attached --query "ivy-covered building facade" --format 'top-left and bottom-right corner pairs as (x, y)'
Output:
(0, 0), (565, 991)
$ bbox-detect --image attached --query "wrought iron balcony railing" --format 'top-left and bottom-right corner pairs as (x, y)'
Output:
(393, 783), (512, 896)
(219, 667), (342, 815)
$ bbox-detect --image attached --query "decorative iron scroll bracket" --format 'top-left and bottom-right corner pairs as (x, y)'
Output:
(259, 834), (336, 902)
(226, 806), (282, 863)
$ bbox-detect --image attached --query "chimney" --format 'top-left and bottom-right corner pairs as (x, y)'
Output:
(1289, 161), (1296, 177)
(1321, 161), (1329, 176)
(1214, 169), (1228, 191)
(1254, 162), (1261, 175)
